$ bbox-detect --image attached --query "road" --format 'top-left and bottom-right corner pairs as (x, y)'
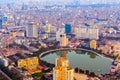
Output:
(0, 69), (12, 80)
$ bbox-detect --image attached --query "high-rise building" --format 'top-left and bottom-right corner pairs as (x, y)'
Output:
(0, 19), (2, 29)
(60, 34), (68, 47)
(46, 23), (51, 33)
(65, 24), (71, 34)
(90, 40), (97, 49)
(75, 27), (99, 40)
(53, 57), (74, 80)
(26, 23), (38, 38)
(56, 29), (64, 41)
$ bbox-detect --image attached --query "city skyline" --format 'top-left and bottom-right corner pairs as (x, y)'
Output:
(0, 0), (120, 80)
(0, 0), (120, 4)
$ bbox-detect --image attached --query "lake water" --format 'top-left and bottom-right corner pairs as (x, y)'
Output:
(40, 50), (112, 74)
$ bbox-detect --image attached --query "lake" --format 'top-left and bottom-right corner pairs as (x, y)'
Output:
(40, 49), (112, 74)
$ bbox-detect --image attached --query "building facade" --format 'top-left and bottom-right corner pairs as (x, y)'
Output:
(90, 40), (97, 49)
(56, 29), (65, 41)
(26, 23), (38, 38)
(53, 57), (74, 80)
(60, 34), (68, 47)
(0, 19), (2, 29)
(75, 27), (99, 40)
(46, 23), (51, 33)
(65, 24), (71, 34)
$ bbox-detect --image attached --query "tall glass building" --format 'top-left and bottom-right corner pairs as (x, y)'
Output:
(0, 19), (2, 29)
(65, 24), (71, 34)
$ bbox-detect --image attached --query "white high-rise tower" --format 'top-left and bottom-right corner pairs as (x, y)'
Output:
(26, 22), (38, 38)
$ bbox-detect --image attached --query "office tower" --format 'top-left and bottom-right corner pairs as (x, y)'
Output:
(53, 57), (74, 80)
(90, 40), (97, 49)
(56, 29), (64, 41)
(65, 24), (71, 34)
(76, 27), (99, 40)
(0, 19), (2, 29)
(46, 23), (51, 33)
(60, 34), (68, 47)
(26, 23), (38, 38)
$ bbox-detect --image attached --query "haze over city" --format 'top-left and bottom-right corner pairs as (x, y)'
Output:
(1, 0), (120, 4)
(0, 0), (120, 80)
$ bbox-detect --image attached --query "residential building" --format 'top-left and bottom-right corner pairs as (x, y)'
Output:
(26, 22), (38, 38)
(75, 27), (99, 40)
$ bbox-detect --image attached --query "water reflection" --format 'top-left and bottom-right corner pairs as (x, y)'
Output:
(60, 50), (97, 59)
(61, 50), (68, 57)
(40, 50), (112, 74)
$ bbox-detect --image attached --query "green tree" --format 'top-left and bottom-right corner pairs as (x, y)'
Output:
(89, 72), (95, 77)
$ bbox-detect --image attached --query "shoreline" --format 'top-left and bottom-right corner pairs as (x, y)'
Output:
(38, 48), (113, 76)
(39, 48), (114, 61)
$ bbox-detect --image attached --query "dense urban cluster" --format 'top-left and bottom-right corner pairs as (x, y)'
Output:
(0, 1), (120, 80)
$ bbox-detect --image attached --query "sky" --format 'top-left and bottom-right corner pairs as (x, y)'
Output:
(0, 0), (120, 4)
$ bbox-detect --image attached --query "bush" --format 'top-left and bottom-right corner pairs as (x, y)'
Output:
(85, 70), (90, 75)
(89, 72), (95, 77)
(32, 72), (43, 77)
(75, 67), (79, 73)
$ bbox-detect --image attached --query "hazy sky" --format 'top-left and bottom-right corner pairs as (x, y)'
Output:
(0, 0), (120, 4)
